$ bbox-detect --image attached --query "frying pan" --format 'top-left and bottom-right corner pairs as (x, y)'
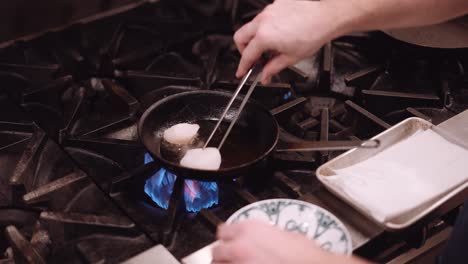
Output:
(138, 90), (379, 181)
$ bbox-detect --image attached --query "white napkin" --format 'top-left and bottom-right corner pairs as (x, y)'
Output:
(323, 129), (468, 222)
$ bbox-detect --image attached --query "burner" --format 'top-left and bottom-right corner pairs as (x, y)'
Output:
(0, 1), (467, 262)
(143, 153), (218, 212)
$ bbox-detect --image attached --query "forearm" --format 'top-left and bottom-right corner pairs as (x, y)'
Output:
(327, 0), (468, 34)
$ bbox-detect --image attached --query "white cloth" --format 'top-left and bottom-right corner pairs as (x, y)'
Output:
(323, 129), (468, 222)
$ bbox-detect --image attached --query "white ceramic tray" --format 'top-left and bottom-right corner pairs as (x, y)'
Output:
(316, 117), (468, 230)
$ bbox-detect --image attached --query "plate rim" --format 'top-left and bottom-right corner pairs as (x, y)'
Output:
(225, 198), (353, 255)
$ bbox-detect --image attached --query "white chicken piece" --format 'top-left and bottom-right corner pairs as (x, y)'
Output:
(180, 147), (222, 170)
(163, 123), (200, 145)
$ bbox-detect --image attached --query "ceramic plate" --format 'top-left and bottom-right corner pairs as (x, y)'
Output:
(226, 199), (352, 255)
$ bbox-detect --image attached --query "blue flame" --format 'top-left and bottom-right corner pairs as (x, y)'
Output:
(143, 153), (218, 212)
(184, 179), (219, 212)
(144, 167), (175, 209)
(283, 91), (292, 100)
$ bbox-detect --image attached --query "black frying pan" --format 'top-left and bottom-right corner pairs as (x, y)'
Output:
(138, 90), (379, 181)
(138, 90), (279, 181)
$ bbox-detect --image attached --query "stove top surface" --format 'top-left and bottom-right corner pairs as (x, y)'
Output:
(0, 1), (467, 263)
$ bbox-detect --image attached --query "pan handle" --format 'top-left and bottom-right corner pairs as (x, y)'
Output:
(276, 139), (380, 152)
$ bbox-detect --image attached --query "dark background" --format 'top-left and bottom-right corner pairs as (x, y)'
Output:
(0, 0), (142, 45)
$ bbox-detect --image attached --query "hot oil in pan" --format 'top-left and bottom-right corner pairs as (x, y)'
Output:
(160, 119), (264, 168)
(198, 119), (264, 168)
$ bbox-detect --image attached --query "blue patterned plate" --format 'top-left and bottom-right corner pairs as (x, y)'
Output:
(226, 198), (352, 255)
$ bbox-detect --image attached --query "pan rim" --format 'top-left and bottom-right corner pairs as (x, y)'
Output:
(138, 89), (280, 176)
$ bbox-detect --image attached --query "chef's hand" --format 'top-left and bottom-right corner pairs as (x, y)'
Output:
(212, 220), (370, 264)
(234, 0), (349, 84)
(235, 0), (468, 84)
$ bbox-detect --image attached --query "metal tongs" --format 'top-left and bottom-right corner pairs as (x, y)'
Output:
(203, 66), (261, 150)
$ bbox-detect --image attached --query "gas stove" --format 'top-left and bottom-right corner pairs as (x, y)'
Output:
(0, 1), (467, 263)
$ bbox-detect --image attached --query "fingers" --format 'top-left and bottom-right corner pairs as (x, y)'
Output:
(212, 241), (236, 263)
(212, 239), (251, 264)
(213, 221), (272, 263)
(213, 225), (241, 263)
(233, 21), (258, 54)
(260, 54), (292, 84)
(217, 223), (241, 241)
(236, 37), (266, 78)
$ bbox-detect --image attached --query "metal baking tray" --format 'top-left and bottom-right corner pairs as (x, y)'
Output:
(316, 117), (468, 231)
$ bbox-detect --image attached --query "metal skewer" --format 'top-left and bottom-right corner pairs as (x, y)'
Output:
(218, 72), (262, 149)
(203, 68), (254, 149)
